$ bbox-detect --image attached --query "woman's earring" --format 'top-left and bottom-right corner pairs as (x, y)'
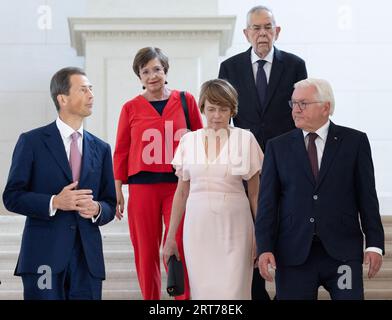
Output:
(165, 81), (168, 84)
(142, 86), (146, 90)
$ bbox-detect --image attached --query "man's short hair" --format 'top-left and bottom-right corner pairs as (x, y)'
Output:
(50, 67), (86, 112)
(294, 78), (335, 115)
(246, 5), (276, 27)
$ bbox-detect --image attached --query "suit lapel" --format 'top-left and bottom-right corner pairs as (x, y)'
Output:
(291, 129), (315, 185)
(79, 131), (95, 185)
(316, 122), (342, 189)
(43, 122), (72, 182)
(263, 47), (284, 114)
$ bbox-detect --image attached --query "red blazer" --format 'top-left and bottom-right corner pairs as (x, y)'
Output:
(114, 90), (203, 183)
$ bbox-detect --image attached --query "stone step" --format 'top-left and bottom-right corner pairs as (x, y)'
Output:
(364, 267), (392, 279)
(2, 277), (392, 300)
(2, 266), (391, 292)
(0, 216), (130, 233)
(0, 250), (168, 266)
(3, 230), (392, 245)
(0, 278), (22, 291)
(0, 270), (169, 292)
(4, 267), (391, 282)
(0, 289), (154, 300)
(0, 251), (138, 270)
(363, 279), (392, 290)
(264, 288), (392, 300)
(2, 246), (392, 265)
(265, 281), (392, 293)
(102, 290), (141, 300)
(0, 268), (168, 282)
(4, 289), (390, 300)
(3, 231), (392, 250)
(102, 289), (171, 300)
(1, 214), (392, 300)
(2, 289), (391, 300)
(1, 215), (392, 231)
(2, 248), (392, 270)
(319, 288), (392, 300)
(0, 290), (23, 300)
(0, 277), (144, 292)
(0, 257), (121, 272)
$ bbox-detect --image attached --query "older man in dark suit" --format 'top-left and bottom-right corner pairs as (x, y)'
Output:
(255, 78), (384, 299)
(219, 5), (307, 300)
(219, 5), (307, 152)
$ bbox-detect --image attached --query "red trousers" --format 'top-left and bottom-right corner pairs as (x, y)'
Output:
(127, 183), (190, 300)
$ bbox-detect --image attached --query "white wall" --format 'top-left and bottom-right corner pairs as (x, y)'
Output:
(0, 0), (86, 213)
(1, 0), (391, 213)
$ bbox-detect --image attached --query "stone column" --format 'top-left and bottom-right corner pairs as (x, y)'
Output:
(68, 1), (235, 147)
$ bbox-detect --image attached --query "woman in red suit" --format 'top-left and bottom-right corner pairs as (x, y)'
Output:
(113, 47), (203, 300)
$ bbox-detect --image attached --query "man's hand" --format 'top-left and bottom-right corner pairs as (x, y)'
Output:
(258, 252), (276, 282)
(364, 251), (383, 278)
(53, 181), (93, 211)
(78, 200), (100, 219)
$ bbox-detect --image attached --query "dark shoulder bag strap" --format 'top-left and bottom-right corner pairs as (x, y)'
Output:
(180, 91), (191, 130)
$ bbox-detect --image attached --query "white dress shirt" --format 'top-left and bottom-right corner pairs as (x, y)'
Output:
(251, 47), (274, 83)
(49, 117), (100, 222)
(302, 120), (382, 256)
(56, 116), (84, 159)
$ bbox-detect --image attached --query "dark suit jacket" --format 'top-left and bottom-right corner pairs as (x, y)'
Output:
(219, 47), (307, 150)
(3, 121), (116, 279)
(255, 122), (385, 266)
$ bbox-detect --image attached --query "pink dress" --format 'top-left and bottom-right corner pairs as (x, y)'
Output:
(172, 127), (264, 299)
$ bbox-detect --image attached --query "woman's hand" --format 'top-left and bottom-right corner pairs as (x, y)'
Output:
(115, 182), (125, 220)
(163, 238), (180, 264)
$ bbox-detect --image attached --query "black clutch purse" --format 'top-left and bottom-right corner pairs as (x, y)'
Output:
(166, 255), (184, 296)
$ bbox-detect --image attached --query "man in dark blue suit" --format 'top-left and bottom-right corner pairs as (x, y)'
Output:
(219, 5), (307, 152)
(2, 67), (116, 300)
(255, 78), (384, 299)
(219, 5), (307, 300)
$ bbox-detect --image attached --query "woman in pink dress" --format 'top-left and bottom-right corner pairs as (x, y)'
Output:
(163, 79), (264, 299)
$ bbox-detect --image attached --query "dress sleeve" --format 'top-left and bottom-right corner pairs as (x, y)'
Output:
(171, 136), (190, 181)
(241, 132), (264, 181)
(113, 102), (131, 183)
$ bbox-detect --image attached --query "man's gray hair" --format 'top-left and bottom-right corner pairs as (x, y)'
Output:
(294, 78), (335, 115)
(246, 5), (276, 27)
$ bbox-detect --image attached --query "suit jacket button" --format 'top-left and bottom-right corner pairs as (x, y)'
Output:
(70, 225), (76, 230)
(313, 195), (318, 200)
(310, 218), (315, 223)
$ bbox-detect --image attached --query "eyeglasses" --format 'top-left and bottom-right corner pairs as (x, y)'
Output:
(288, 100), (323, 111)
(248, 24), (276, 33)
(139, 66), (165, 77)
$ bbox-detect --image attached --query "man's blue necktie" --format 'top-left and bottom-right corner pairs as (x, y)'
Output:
(256, 60), (268, 112)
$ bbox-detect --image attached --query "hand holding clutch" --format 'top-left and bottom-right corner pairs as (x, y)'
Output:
(166, 255), (184, 297)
